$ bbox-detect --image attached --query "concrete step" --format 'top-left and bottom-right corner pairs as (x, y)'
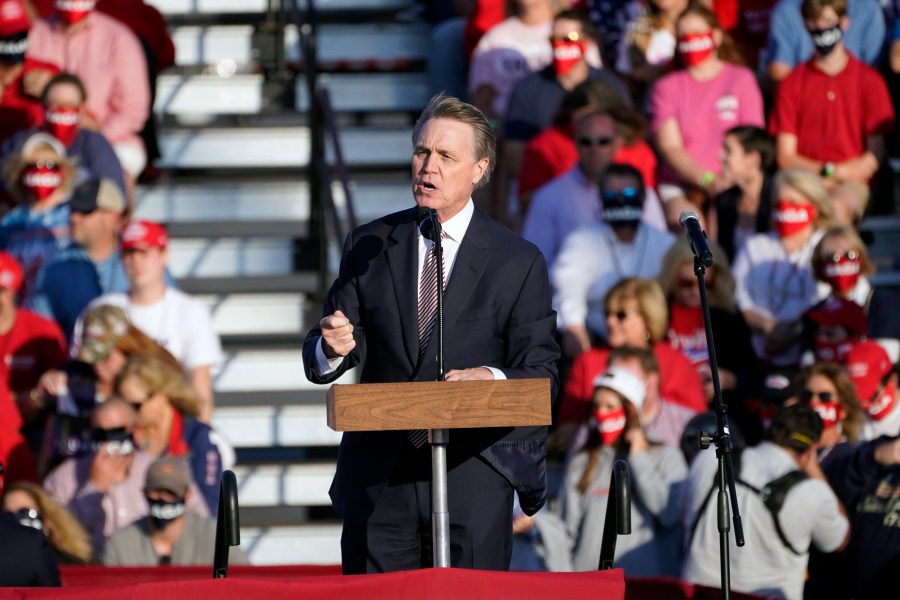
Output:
(135, 179), (412, 224)
(214, 347), (356, 393)
(167, 237), (293, 279)
(211, 402), (342, 447)
(233, 462), (334, 507)
(240, 524), (341, 566)
(149, 0), (413, 17)
(156, 126), (410, 170)
(170, 23), (427, 68)
(179, 273), (318, 296)
(216, 390), (321, 409)
(194, 292), (309, 337)
(155, 72), (428, 116)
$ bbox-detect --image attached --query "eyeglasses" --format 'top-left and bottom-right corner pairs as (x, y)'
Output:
(24, 159), (59, 170)
(577, 136), (615, 148)
(828, 250), (859, 262)
(549, 31), (582, 43)
(601, 187), (641, 203)
(800, 389), (836, 403)
(606, 310), (638, 321)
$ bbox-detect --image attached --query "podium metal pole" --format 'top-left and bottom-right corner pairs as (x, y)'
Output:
(429, 428), (451, 567)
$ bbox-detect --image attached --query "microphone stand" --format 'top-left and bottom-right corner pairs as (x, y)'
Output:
(693, 255), (745, 600)
(426, 212), (451, 567)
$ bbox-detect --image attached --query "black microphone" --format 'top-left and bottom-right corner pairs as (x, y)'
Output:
(416, 206), (440, 241)
(679, 210), (714, 267)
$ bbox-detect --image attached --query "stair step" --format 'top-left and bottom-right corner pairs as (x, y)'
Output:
(214, 348), (355, 393)
(157, 126), (411, 170)
(193, 292), (308, 337)
(211, 402), (342, 447)
(217, 390), (321, 409)
(235, 445), (338, 464)
(156, 72), (428, 116)
(135, 179), (412, 224)
(150, 0), (414, 17)
(167, 237), (293, 279)
(166, 220), (306, 238)
(179, 274), (318, 295)
(239, 524), (341, 565)
(170, 23), (427, 68)
(233, 463), (334, 507)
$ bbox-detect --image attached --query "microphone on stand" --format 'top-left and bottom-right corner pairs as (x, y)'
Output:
(679, 210), (714, 268)
(416, 206), (440, 241)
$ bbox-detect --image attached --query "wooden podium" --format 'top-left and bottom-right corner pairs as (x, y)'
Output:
(327, 378), (552, 567)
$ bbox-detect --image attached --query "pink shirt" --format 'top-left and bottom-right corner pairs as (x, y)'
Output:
(27, 12), (149, 147)
(650, 63), (764, 186)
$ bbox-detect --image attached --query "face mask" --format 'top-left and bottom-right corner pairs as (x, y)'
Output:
(0, 31), (28, 64)
(810, 25), (842, 56)
(823, 253), (861, 293)
(91, 427), (134, 456)
(147, 497), (185, 528)
(866, 382), (896, 421)
(602, 187), (643, 228)
(594, 407), (626, 446)
(45, 107), (80, 147)
(55, 0), (95, 25)
(677, 32), (716, 67)
(810, 400), (844, 429)
(12, 508), (43, 532)
(773, 200), (816, 238)
(552, 39), (585, 76)
(20, 163), (62, 201)
(814, 338), (854, 363)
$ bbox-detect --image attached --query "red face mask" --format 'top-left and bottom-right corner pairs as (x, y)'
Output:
(865, 383), (896, 421)
(594, 407), (626, 446)
(814, 338), (855, 363)
(20, 164), (62, 201)
(773, 200), (817, 238)
(55, 0), (95, 25)
(552, 39), (585, 76)
(44, 107), (80, 147)
(677, 32), (716, 67)
(810, 400), (844, 430)
(822, 253), (861, 294)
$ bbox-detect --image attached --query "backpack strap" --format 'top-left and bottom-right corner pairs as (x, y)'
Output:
(759, 470), (809, 556)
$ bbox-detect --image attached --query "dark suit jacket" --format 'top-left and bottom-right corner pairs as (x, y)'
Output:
(0, 514), (61, 587)
(303, 206), (560, 522)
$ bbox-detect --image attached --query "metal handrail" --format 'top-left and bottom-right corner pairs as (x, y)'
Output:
(212, 470), (241, 579)
(598, 459), (632, 570)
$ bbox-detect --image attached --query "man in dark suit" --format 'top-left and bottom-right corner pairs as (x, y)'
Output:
(303, 94), (559, 574)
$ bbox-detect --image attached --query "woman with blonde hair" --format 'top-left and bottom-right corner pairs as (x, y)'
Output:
(658, 238), (759, 403)
(0, 132), (78, 301)
(559, 366), (686, 574)
(115, 356), (222, 512)
(733, 167), (835, 369)
(557, 278), (706, 441)
(2, 480), (92, 564)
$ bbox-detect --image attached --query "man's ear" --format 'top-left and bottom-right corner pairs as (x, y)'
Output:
(471, 157), (489, 187)
(839, 15), (850, 31)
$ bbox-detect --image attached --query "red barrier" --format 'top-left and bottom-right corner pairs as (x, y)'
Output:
(1, 567), (626, 600)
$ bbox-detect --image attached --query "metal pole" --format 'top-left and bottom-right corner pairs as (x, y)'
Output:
(429, 428), (451, 567)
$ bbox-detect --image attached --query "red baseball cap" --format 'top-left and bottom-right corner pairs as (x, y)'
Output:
(120, 220), (168, 252)
(805, 297), (868, 337)
(0, 252), (23, 292)
(0, 0), (29, 38)
(845, 341), (894, 403)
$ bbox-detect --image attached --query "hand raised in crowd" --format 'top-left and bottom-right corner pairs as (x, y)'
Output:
(320, 310), (355, 358)
(22, 68), (54, 99)
(874, 437), (900, 466)
(34, 369), (68, 399)
(89, 446), (132, 493)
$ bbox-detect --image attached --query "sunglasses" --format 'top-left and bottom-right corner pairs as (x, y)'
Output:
(25, 159), (59, 170)
(577, 136), (615, 148)
(800, 389), (836, 403)
(549, 31), (582, 43)
(606, 310), (638, 321)
(601, 187), (641, 203)
(828, 250), (858, 262)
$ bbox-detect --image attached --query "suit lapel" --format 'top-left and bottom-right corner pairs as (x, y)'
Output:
(385, 209), (419, 369)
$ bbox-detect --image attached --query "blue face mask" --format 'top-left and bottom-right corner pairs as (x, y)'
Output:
(602, 187), (643, 227)
(810, 25), (842, 56)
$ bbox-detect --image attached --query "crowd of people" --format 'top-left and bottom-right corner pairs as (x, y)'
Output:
(0, 0), (237, 583)
(429, 0), (900, 598)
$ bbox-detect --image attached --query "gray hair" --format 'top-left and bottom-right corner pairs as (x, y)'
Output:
(412, 93), (496, 189)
